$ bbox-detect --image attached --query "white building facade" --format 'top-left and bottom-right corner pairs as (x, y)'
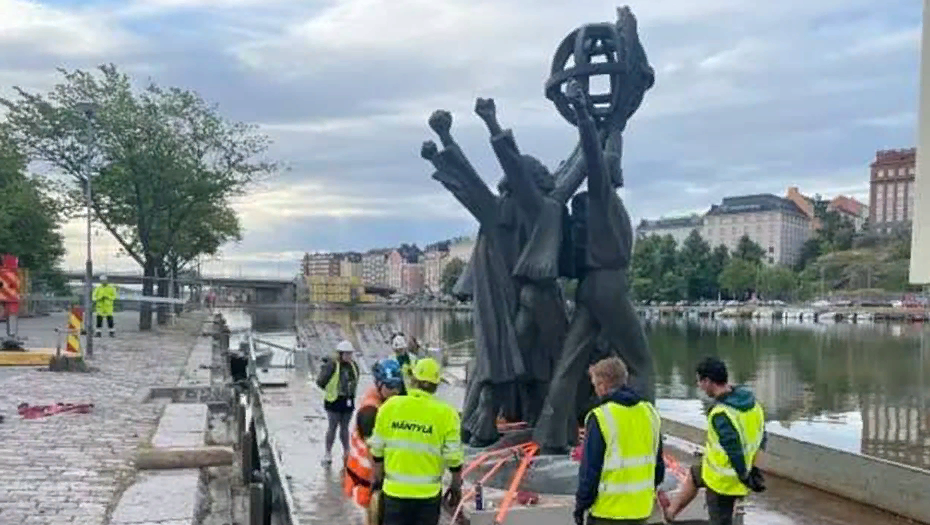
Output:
(703, 194), (811, 266)
(635, 215), (704, 246)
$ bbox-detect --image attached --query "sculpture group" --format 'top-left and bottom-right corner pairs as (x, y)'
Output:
(420, 6), (656, 453)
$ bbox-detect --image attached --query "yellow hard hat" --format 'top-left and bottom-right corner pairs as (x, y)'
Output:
(412, 357), (441, 384)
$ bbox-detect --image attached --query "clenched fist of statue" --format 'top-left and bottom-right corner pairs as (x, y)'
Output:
(474, 97), (496, 122)
(429, 109), (453, 136)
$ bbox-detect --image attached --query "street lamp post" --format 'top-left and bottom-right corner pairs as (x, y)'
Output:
(77, 103), (96, 358)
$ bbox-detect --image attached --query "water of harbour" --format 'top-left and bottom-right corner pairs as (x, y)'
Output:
(224, 306), (927, 524)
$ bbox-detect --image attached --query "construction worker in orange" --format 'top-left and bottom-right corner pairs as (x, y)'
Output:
(92, 276), (118, 337)
(343, 358), (405, 515)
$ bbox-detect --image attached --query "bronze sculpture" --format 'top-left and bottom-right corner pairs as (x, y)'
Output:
(422, 6), (656, 452)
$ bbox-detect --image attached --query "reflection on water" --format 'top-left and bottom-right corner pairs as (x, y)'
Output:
(649, 317), (930, 471)
(220, 307), (930, 472)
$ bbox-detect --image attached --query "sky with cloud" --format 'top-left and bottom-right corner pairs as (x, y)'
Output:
(0, 0), (921, 277)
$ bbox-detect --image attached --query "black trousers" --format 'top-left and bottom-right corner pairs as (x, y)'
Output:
(96, 315), (114, 329)
(690, 464), (740, 525)
(381, 494), (441, 525)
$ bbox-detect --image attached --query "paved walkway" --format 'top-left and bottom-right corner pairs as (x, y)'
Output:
(0, 312), (205, 525)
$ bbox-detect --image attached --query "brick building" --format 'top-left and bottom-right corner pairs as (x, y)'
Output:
(870, 148), (916, 232)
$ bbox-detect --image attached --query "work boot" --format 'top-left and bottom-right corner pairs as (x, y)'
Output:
(109, 331), (115, 338)
(321, 451), (332, 466)
(95, 331), (101, 338)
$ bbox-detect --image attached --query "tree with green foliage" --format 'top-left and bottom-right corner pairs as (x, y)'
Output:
(0, 129), (67, 293)
(678, 230), (713, 301)
(734, 235), (765, 265)
(440, 257), (466, 296)
(757, 265), (797, 301)
(1, 65), (277, 329)
(719, 258), (759, 300)
(631, 234), (681, 302)
(709, 244), (730, 299)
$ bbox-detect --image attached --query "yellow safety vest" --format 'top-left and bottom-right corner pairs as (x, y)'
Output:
(324, 360), (359, 403)
(587, 400), (661, 520)
(92, 284), (117, 316)
(700, 402), (765, 496)
(368, 388), (464, 499)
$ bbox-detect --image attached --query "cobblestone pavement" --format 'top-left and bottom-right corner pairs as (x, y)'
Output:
(0, 312), (205, 525)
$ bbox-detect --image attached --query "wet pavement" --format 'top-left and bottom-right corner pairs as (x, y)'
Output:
(228, 311), (923, 525)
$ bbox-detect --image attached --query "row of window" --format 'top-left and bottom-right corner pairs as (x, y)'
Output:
(875, 166), (916, 179)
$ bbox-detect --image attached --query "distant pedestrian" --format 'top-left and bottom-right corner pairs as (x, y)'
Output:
(664, 357), (766, 524)
(390, 333), (417, 389)
(92, 276), (118, 337)
(316, 339), (360, 465)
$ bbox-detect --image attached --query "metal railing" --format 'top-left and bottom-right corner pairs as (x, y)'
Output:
(218, 320), (297, 525)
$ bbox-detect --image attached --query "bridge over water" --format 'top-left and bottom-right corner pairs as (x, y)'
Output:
(61, 272), (396, 303)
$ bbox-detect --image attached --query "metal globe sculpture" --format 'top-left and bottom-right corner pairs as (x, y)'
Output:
(545, 6), (655, 130)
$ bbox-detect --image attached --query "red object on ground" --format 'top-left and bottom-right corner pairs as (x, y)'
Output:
(571, 444), (583, 461)
(516, 491), (539, 505)
(17, 403), (94, 419)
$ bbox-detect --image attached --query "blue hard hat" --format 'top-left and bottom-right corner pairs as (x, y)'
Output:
(373, 358), (404, 389)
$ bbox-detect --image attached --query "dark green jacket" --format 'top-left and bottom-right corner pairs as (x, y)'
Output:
(710, 386), (767, 479)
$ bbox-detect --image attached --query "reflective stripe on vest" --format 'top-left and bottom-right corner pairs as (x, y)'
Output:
(588, 400), (660, 520)
(700, 401), (765, 496)
(369, 388), (463, 499)
(324, 360), (359, 403)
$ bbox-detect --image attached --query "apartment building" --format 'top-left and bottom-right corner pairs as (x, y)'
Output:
(339, 252), (362, 278)
(635, 214), (704, 245)
(303, 252), (340, 277)
(423, 249), (448, 293)
(703, 194), (811, 266)
(401, 263), (425, 295)
(361, 249), (390, 286)
(828, 196), (869, 231)
(870, 148), (916, 232)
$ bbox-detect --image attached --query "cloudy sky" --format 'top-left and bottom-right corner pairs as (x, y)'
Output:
(1, 0), (920, 277)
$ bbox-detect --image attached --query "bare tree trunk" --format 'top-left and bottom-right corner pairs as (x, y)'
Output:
(156, 267), (169, 325)
(140, 258), (156, 331)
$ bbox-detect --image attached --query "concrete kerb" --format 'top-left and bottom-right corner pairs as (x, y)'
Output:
(661, 417), (930, 525)
(109, 318), (216, 525)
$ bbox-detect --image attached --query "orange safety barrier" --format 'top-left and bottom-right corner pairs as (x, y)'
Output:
(493, 442), (538, 524)
(0, 254), (21, 317)
(64, 307), (83, 357)
(453, 440), (540, 525)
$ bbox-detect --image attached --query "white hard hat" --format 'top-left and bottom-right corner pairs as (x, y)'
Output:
(391, 334), (407, 350)
(100, 275), (108, 282)
(336, 340), (354, 353)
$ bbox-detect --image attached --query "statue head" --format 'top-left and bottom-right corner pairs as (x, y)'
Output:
(496, 154), (554, 196)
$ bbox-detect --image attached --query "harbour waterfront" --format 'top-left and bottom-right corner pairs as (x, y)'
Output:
(227, 305), (926, 524)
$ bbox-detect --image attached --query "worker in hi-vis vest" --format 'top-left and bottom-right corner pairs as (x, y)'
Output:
(315, 339), (360, 466)
(369, 357), (462, 525)
(664, 356), (767, 525)
(92, 275), (118, 337)
(575, 357), (665, 525)
(389, 333), (417, 389)
(343, 358), (405, 517)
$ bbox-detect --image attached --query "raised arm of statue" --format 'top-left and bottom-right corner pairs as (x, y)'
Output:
(421, 112), (498, 226)
(565, 80), (611, 203)
(551, 142), (586, 205)
(475, 97), (544, 219)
